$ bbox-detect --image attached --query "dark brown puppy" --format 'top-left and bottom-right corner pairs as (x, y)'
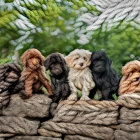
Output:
(45, 53), (70, 103)
(89, 50), (120, 100)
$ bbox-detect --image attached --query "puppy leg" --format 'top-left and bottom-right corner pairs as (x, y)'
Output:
(101, 88), (110, 100)
(68, 81), (77, 101)
(25, 78), (34, 97)
(80, 82), (90, 101)
(39, 73), (52, 96)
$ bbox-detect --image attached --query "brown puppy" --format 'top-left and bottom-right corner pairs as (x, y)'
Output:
(20, 48), (52, 98)
(119, 60), (140, 95)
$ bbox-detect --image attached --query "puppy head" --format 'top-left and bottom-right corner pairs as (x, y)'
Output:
(21, 49), (45, 70)
(65, 49), (91, 70)
(45, 53), (67, 76)
(90, 50), (112, 73)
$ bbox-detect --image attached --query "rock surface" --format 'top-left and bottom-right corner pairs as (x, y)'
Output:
(117, 93), (140, 108)
(120, 122), (140, 132)
(115, 130), (140, 140)
(0, 133), (15, 138)
(2, 94), (52, 118)
(7, 136), (62, 140)
(119, 107), (140, 123)
(0, 116), (40, 135)
(38, 128), (62, 137)
(64, 135), (97, 140)
(53, 100), (118, 125)
(40, 121), (114, 140)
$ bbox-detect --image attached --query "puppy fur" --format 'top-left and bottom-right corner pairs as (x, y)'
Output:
(65, 49), (95, 101)
(89, 50), (120, 100)
(45, 53), (70, 103)
(20, 48), (52, 98)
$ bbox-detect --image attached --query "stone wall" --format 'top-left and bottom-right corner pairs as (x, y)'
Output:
(0, 93), (140, 140)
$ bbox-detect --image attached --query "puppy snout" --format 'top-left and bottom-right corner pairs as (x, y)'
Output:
(32, 59), (39, 65)
(79, 63), (83, 66)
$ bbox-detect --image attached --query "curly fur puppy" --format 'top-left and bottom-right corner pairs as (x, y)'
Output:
(65, 49), (95, 101)
(119, 60), (140, 95)
(0, 63), (21, 109)
(20, 48), (52, 98)
(89, 50), (120, 100)
(44, 53), (70, 103)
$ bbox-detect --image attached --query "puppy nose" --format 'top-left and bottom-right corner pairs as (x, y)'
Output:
(80, 63), (83, 66)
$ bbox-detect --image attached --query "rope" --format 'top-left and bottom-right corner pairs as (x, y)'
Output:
(119, 60), (140, 95)
(117, 93), (140, 108)
(85, 0), (140, 31)
(53, 100), (118, 125)
(0, 63), (21, 109)
(41, 121), (114, 140)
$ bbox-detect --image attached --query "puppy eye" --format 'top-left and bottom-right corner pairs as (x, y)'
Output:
(74, 57), (79, 60)
(83, 57), (87, 60)
(135, 78), (139, 81)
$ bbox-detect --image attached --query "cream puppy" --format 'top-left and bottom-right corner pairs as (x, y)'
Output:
(65, 49), (95, 100)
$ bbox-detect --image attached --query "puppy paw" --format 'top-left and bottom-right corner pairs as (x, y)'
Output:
(67, 94), (77, 101)
(80, 96), (90, 101)
(19, 90), (30, 99)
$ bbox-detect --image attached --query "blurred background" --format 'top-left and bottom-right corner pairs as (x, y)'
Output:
(0, 0), (140, 74)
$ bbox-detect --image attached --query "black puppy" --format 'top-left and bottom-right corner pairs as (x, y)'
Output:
(44, 53), (70, 103)
(89, 50), (120, 100)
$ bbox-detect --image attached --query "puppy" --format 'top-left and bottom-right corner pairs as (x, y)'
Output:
(119, 60), (140, 95)
(89, 50), (120, 100)
(20, 48), (52, 98)
(0, 63), (21, 109)
(44, 53), (70, 103)
(65, 49), (95, 101)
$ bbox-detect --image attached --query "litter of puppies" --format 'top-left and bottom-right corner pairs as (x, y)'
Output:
(0, 48), (139, 109)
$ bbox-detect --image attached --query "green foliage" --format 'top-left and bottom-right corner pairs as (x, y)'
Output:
(0, 0), (140, 76)
(0, 57), (11, 65)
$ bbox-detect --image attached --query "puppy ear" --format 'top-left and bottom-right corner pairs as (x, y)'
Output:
(86, 52), (92, 66)
(44, 57), (50, 70)
(65, 55), (73, 67)
(62, 57), (69, 73)
(39, 55), (45, 66)
(109, 59), (112, 65)
(20, 54), (27, 68)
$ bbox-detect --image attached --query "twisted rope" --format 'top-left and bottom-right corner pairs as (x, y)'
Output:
(53, 100), (118, 125)
(85, 0), (140, 31)
(117, 93), (140, 108)
(0, 63), (21, 109)
(41, 121), (114, 140)
(119, 60), (140, 95)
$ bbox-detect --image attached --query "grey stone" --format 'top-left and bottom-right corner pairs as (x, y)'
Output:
(0, 116), (40, 135)
(120, 107), (140, 122)
(7, 136), (62, 140)
(2, 94), (52, 118)
(115, 130), (140, 140)
(120, 122), (140, 132)
(0, 133), (14, 138)
(53, 100), (118, 125)
(64, 135), (97, 140)
(40, 121), (114, 140)
(38, 129), (62, 137)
